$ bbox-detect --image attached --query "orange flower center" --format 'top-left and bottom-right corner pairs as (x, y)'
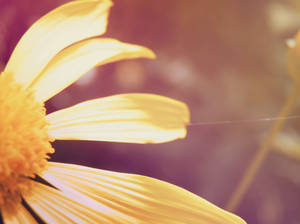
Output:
(0, 73), (54, 207)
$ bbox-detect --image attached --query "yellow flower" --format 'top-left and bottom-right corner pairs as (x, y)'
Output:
(0, 0), (246, 223)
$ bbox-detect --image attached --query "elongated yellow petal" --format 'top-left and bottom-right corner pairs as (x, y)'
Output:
(40, 162), (246, 224)
(24, 181), (133, 224)
(4, 0), (113, 88)
(1, 203), (38, 224)
(46, 94), (189, 143)
(29, 38), (155, 102)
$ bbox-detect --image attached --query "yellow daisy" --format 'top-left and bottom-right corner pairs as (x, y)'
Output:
(0, 0), (246, 223)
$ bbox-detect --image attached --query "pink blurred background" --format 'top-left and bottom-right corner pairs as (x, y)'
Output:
(1, 0), (300, 223)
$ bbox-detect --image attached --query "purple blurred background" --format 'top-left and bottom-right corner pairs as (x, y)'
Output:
(1, 0), (300, 223)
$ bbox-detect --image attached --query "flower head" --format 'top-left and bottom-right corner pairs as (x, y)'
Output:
(0, 0), (246, 223)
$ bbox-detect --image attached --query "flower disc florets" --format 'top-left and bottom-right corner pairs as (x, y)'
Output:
(0, 73), (54, 206)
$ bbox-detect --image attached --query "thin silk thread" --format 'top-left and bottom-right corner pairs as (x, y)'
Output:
(188, 115), (300, 126)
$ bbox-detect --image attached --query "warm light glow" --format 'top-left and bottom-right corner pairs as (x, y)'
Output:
(0, 0), (246, 223)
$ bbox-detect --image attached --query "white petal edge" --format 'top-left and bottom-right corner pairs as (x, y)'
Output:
(46, 93), (189, 144)
(4, 0), (113, 88)
(29, 38), (155, 102)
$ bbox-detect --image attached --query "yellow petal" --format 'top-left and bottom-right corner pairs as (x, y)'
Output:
(46, 94), (189, 144)
(1, 203), (38, 224)
(4, 0), (113, 88)
(40, 162), (247, 224)
(29, 38), (155, 102)
(24, 181), (114, 223)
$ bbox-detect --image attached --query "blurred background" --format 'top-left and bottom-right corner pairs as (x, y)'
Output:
(1, 0), (300, 223)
